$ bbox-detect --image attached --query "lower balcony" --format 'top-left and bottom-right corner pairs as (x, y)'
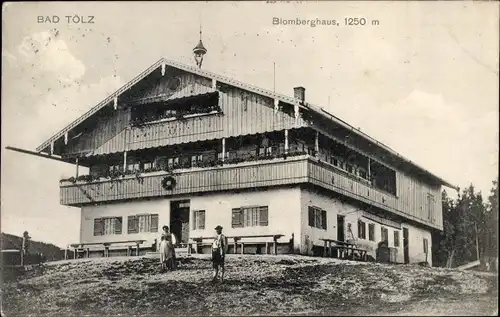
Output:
(60, 154), (310, 206)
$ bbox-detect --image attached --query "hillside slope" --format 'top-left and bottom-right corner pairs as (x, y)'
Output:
(1, 254), (498, 316)
(1, 233), (64, 261)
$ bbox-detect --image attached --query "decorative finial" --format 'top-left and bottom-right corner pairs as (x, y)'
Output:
(193, 24), (207, 68)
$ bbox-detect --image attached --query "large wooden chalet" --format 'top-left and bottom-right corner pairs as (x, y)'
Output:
(35, 58), (456, 265)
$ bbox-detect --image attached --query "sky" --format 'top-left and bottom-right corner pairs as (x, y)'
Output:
(1, 1), (498, 248)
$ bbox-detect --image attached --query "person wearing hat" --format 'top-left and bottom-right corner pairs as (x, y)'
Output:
(212, 225), (228, 282)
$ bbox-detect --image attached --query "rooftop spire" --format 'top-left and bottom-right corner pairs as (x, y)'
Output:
(193, 24), (207, 68)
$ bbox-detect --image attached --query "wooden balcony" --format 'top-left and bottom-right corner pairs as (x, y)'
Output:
(60, 154), (439, 229)
(60, 155), (310, 206)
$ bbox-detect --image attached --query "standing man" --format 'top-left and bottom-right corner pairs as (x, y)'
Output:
(212, 225), (228, 283)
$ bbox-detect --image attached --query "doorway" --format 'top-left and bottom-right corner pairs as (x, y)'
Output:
(337, 215), (345, 241)
(403, 227), (409, 264)
(170, 200), (190, 245)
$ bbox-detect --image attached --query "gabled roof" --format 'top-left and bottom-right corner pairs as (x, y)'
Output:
(36, 57), (458, 190)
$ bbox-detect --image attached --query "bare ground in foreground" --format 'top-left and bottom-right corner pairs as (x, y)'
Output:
(1, 254), (498, 316)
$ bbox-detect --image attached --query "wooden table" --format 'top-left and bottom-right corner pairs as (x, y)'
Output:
(68, 240), (146, 259)
(319, 238), (366, 261)
(192, 234), (284, 255)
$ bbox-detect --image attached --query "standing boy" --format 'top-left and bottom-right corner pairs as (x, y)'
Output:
(212, 225), (228, 283)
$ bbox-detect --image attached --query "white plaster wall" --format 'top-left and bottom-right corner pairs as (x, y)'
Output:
(190, 187), (302, 249)
(80, 198), (170, 245)
(403, 223), (433, 265)
(300, 188), (360, 255)
(299, 188), (432, 264)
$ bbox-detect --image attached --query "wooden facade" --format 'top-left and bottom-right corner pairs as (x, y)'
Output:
(35, 58), (454, 234)
(60, 155), (442, 230)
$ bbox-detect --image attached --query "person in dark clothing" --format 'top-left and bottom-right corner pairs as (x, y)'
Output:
(212, 225), (228, 282)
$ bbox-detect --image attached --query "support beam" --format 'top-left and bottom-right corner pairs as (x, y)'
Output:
(5, 146), (71, 164)
(161, 62), (166, 76)
(367, 157), (371, 180)
(212, 78), (217, 90)
(75, 158), (79, 178)
(222, 138), (226, 162)
(50, 141), (54, 156)
(123, 151), (127, 171)
(114, 96), (118, 110)
(64, 132), (68, 145)
(314, 131), (319, 156)
(284, 129), (289, 154)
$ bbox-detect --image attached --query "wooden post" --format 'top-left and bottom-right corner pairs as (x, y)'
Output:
(314, 131), (319, 157)
(50, 141), (54, 156)
(273, 235), (278, 255)
(284, 129), (289, 154)
(233, 238), (237, 254)
(136, 242), (140, 256)
(123, 151), (128, 172)
(64, 248), (68, 260)
(64, 132), (68, 145)
(323, 240), (327, 257)
(367, 157), (371, 180)
(86, 248), (90, 258)
(222, 138), (226, 162)
(241, 243), (244, 255)
(75, 158), (79, 178)
(74, 249), (77, 259)
(265, 242), (269, 254)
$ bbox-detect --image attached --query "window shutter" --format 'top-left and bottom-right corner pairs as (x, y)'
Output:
(232, 208), (242, 228)
(192, 211), (198, 230)
(115, 217), (122, 235)
(128, 216), (138, 234)
(259, 206), (269, 226)
(150, 214), (159, 232)
(199, 211), (206, 229)
(321, 209), (327, 230)
(308, 207), (314, 227)
(93, 218), (103, 236)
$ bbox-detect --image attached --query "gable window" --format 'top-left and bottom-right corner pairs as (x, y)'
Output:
(94, 217), (122, 236)
(167, 157), (179, 169)
(423, 238), (429, 254)
(368, 223), (375, 241)
(358, 167), (368, 179)
(232, 206), (269, 228)
(143, 162), (155, 171)
(308, 206), (327, 230)
(127, 214), (159, 234)
(192, 210), (206, 230)
(381, 226), (389, 243)
(357, 220), (366, 239)
(394, 230), (400, 247)
(127, 162), (140, 172)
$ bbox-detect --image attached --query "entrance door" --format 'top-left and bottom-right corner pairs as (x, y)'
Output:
(337, 215), (345, 241)
(403, 227), (409, 264)
(170, 200), (190, 245)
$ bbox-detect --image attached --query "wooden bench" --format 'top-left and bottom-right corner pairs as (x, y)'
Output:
(68, 240), (147, 259)
(320, 238), (367, 261)
(191, 234), (285, 255)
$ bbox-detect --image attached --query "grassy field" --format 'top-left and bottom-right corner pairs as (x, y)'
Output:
(1, 254), (498, 316)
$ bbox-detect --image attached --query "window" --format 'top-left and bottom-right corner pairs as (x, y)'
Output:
(127, 214), (159, 234)
(308, 206), (327, 230)
(94, 217), (122, 236)
(357, 220), (366, 239)
(167, 157), (179, 169)
(346, 164), (355, 174)
(143, 162), (155, 170)
(358, 168), (368, 179)
(381, 226), (388, 242)
(423, 238), (429, 254)
(394, 230), (400, 247)
(368, 223), (375, 241)
(191, 154), (203, 167)
(127, 162), (140, 172)
(192, 210), (206, 230)
(232, 206), (268, 228)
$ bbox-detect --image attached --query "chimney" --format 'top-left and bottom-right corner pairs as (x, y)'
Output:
(294, 86), (305, 103)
